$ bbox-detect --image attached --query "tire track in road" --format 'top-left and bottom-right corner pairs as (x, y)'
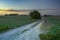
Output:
(15, 20), (44, 40)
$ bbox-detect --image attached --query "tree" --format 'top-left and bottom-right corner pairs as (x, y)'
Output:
(44, 14), (47, 17)
(29, 10), (41, 19)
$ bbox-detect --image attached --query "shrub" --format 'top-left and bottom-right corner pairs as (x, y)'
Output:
(29, 10), (41, 19)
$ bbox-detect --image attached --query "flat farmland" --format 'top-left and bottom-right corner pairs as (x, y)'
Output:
(0, 15), (37, 32)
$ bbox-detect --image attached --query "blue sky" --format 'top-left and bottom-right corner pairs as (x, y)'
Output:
(0, 0), (60, 10)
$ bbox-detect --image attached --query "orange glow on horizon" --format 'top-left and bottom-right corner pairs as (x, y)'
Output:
(0, 10), (28, 15)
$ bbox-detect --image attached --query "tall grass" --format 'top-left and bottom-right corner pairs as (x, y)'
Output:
(39, 16), (60, 40)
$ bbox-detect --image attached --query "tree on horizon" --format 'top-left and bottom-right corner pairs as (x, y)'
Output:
(29, 10), (41, 19)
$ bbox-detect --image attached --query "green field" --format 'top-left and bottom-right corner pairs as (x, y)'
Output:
(0, 15), (37, 33)
(39, 16), (60, 40)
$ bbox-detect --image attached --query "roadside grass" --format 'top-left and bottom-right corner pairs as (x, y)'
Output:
(39, 16), (60, 40)
(0, 15), (38, 33)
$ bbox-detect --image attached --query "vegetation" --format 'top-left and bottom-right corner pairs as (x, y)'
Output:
(0, 15), (38, 33)
(29, 10), (41, 19)
(39, 16), (60, 40)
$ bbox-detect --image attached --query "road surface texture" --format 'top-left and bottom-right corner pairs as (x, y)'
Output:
(0, 20), (44, 40)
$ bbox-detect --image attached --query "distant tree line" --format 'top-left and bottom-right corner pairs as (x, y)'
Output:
(44, 14), (55, 17)
(5, 14), (18, 16)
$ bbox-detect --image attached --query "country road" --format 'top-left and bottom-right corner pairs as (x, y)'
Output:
(0, 20), (44, 40)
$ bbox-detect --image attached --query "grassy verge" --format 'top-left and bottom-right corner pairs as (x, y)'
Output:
(39, 16), (60, 40)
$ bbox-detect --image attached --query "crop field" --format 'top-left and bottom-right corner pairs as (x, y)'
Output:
(0, 15), (37, 33)
(40, 16), (60, 40)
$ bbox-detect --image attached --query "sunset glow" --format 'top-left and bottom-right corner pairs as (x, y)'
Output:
(0, 10), (28, 15)
(0, 0), (60, 15)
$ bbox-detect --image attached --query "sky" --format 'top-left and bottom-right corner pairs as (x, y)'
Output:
(0, 0), (60, 15)
(0, 0), (60, 10)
